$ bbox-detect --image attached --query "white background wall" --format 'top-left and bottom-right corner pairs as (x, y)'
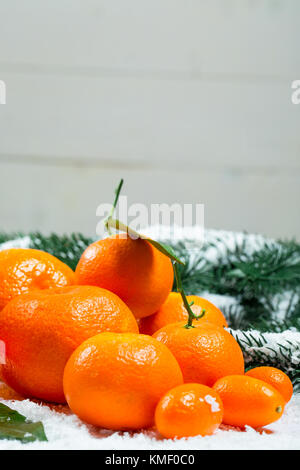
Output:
(0, 0), (299, 239)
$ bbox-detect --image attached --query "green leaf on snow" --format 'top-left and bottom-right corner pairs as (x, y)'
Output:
(0, 403), (47, 443)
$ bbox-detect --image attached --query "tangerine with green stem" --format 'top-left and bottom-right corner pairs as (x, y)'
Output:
(153, 263), (244, 386)
(75, 180), (174, 319)
(139, 292), (228, 336)
(154, 321), (244, 386)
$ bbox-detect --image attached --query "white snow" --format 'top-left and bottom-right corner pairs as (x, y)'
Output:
(229, 328), (300, 371)
(0, 394), (299, 450)
(204, 395), (221, 413)
(0, 236), (31, 250)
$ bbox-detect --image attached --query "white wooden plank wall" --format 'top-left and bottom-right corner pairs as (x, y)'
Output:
(0, 0), (299, 239)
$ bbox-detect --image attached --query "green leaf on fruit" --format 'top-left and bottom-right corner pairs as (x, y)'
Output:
(106, 218), (185, 265)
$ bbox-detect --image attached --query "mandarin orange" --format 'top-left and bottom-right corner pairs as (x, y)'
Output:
(0, 286), (138, 403)
(63, 332), (183, 430)
(0, 248), (75, 311)
(153, 321), (244, 386)
(155, 383), (223, 439)
(75, 235), (174, 319)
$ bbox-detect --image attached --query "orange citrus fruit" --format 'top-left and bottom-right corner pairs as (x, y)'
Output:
(0, 286), (138, 403)
(153, 322), (244, 386)
(245, 366), (293, 403)
(213, 375), (285, 428)
(75, 235), (174, 319)
(139, 292), (228, 335)
(155, 383), (223, 439)
(63, 332), (183, 430)
(0, 248), (75, 311)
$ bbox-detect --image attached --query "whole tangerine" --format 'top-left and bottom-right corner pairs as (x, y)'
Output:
(213, 375), (285, 428)
(0, 285), (138, 402)
(155, 383), (223, 439)
(153, 321), (244, 386)
(63, 332), (183, 430)
(75, 235), (174, 319)
(0, 248), (75, 310)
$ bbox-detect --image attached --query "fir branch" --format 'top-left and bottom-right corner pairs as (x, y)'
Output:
(230, 329), (300, 390)
(0, 232), (25, 244)
(0, 232), (93, 271)
(29, 232), (93, 270)
(171, 237), (300, 332)
(173, 238), (300, 299)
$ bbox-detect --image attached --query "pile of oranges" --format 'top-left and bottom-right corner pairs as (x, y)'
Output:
(0, 235), (293, 439)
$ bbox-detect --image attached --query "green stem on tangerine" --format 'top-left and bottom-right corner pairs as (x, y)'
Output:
(105, 179), (124, 235)
(173, 262), (205, 328)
